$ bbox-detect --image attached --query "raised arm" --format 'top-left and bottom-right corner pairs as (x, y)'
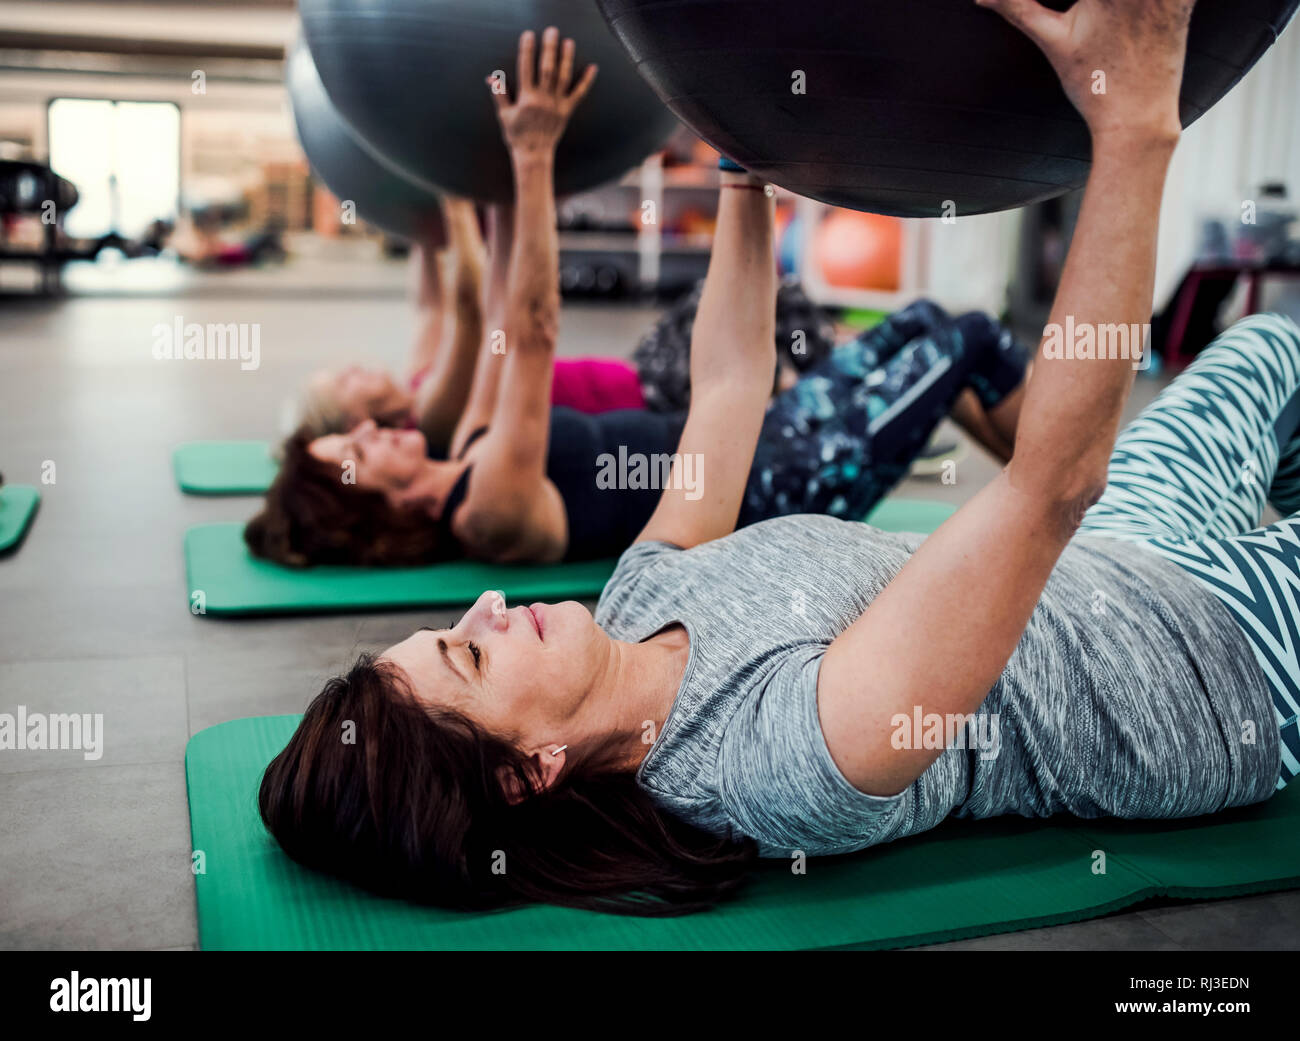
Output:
(451, 27), (596, 562)
(411, 198), (487, 453)
(634, 166), (777, 548)
(819, 0), (1193, 796)
(449, 202), (514, 459)
(404, 238), (446, 378)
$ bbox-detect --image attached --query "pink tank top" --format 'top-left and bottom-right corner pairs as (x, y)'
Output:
(409, 356), (644, 414)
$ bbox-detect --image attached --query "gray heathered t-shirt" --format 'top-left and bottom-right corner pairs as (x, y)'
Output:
(594, 514), (1281, 857)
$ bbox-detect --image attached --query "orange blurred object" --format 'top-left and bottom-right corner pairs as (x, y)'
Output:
(815, 210), (902, 291)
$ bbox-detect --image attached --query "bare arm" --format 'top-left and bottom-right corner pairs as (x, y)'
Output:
(412, 199), (487, 453)
(635, 170), (776, 548)
(404, 238), (446, 378)
(452, 27), (597, 562)
(449, 202), (514, 459)
(819, 0), (1192, 797)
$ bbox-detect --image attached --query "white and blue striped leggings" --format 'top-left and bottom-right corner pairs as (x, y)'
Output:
(1077, 312), (1300, 786)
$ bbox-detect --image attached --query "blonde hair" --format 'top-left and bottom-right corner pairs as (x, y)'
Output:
(294, 374), (353, 439)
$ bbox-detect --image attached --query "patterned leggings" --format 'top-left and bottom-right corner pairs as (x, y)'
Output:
(740, 299), (1031, 524)
(1076, 312), (1300, 786)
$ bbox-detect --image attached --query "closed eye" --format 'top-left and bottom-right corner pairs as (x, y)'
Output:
(468, 642), (482, 670)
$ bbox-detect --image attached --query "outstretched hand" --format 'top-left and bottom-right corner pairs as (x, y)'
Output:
(976, 0), (1195, 143)
(488, 26), (598, 160)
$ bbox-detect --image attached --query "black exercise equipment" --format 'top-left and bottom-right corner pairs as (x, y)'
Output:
(298, 0), (680, 203)
(285, 40), (445, 243)
(596, 0), (1299, 217)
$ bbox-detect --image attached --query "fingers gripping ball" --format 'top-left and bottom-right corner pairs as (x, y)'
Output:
(299, 0), (680, 203)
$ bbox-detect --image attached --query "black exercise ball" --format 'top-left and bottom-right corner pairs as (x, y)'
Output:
(298, 0), (680, 202)
(597, 0), (1299, 217)
(286, 39), (445, 242)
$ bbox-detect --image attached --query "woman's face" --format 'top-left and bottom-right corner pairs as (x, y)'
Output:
(309, 419), (430, 502)
(310, 366), (408, 426)
(381, 591), (611, 742)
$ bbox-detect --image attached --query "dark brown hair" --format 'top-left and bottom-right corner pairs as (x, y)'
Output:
(259, 654), (756, 915)
(244, 428), (446, 567)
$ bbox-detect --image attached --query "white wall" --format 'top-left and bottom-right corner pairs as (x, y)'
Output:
(1155, 18), (1300, 308)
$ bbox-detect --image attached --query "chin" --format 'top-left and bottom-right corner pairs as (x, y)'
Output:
(552, 600), (594, 636)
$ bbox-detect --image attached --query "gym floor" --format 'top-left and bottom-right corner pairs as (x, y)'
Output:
(2, 258), (1298, 950)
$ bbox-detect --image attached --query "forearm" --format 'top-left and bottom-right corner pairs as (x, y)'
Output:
(1008, 133), (1176, 506)
(405, 244), (446, 376)
(484, 202), (514, 325)
(690, 176), (777, 396)
(452, 206), (515, 446)
(412, 206), (486, 444)
(504, 153), (560, 357)
(415, 270), (486, 449)
(634, 176), (776, 549)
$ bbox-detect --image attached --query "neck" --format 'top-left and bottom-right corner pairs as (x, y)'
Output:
(582, 627), (690, 772)
(409, 459), (469, 520)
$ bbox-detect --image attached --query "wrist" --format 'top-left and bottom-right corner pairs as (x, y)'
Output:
(1090, 122), (1181, 161)
(720, 169), (767, 190)
(510, 145), (557, 173)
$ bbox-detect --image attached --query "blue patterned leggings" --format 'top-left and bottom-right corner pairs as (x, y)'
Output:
(740, 299), (1030, 524)
(1076, 312), (1300, 786)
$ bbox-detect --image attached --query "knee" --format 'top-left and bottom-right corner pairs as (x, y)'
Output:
(954, 311), (999, 350)
(902, 298), (951, 325)
(1222, 312), (1300, 361)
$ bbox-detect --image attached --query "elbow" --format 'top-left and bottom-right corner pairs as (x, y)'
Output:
(454, 505), (522, 563)
(1046, 481), (1105, 540)
(1006, 459), (1107, 538)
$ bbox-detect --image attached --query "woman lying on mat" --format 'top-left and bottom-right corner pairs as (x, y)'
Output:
(298, 198), (656, 454)
(260, 3), (1298, 915)
(302, 208), (1008, 459)
(245, 29), (1030, 569)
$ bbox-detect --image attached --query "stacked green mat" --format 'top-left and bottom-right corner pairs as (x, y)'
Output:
(186, 715), (1300, 950)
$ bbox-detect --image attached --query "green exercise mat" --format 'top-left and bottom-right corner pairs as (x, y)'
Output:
(0, 484), (40, 552)
(183, 498), (957, 616)
(174, 440), (277, 495)
(186, 714), (1300, 950)
(184, 523), (619, 616)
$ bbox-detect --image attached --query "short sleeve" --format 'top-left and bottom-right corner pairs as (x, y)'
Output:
(716, 648), (910, 856)
(594, 539), (682, 634)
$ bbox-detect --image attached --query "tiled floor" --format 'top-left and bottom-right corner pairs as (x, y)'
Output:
(1, 261), (1296, 950)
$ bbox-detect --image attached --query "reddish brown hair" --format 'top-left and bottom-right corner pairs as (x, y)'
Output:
(245, 428), (448, 567)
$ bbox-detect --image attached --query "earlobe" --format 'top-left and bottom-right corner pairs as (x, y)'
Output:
(495, 763), (532, 805)
(537, 744), (567, 788)
(496, 746), (566, 806)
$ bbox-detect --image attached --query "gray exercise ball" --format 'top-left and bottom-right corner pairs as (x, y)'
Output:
(286, 38), (445, 242)
(298, 0), (680, 202)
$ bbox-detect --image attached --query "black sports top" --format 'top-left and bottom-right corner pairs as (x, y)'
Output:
(435, 406), (687, 561)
